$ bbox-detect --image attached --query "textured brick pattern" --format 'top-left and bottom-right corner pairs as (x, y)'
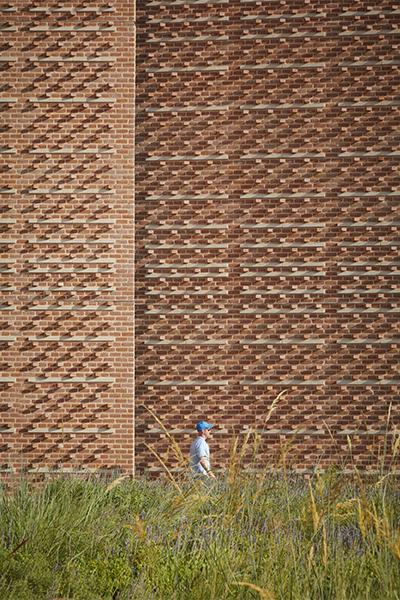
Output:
(136, 0), (399, 474)
(1, 1), (134, 475)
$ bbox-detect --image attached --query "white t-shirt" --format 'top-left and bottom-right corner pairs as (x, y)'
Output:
(189, 437), (210, 475)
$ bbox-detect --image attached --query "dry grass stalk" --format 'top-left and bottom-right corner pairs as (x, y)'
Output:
(307, 543), (315, 571)
(133, 515), (147, 542)
(141, 404), (186, 467)
(228, 389), (288, 478)
(227, 435), (240, 485)
(390, 532), (400, 561)
(105, 475), (129, 492)
(144, 442), (182, 495)
(392, 434), (400, 460)
(235, 581), (275, 600)
(308, 481), (320, 533)
(322, 419), (335, 443)
(357, 499), (367, 539)
(322, 523), (328, 567)
(264, 389), (287, 425)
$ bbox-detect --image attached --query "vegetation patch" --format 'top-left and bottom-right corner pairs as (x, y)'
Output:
(0, 465), (399, 599)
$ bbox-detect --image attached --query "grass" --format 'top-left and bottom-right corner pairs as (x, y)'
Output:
(1, 398), (399, 599)
(0, 463), (399, 600)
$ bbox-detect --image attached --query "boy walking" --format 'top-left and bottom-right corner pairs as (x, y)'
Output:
(189, 421), (216, 479)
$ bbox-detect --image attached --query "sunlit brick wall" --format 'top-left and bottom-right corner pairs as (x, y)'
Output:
(1, 1), (135, 476)
(136, 0), (399, 475)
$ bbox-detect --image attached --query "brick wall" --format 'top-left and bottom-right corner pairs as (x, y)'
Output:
(136, 0), (399, 474)
(1, 1), (398, 477)
(1, 1), (135, 476)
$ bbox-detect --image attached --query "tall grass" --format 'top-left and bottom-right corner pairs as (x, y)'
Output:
(0, 463), (399, 599)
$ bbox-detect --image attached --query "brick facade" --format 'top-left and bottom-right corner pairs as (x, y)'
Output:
(1, 1), (135, 476)
(136, 0), (399, 474)
(1, 1), (399, 477)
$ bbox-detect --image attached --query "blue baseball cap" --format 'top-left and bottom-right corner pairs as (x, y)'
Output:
(195, 421), (214, 432)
